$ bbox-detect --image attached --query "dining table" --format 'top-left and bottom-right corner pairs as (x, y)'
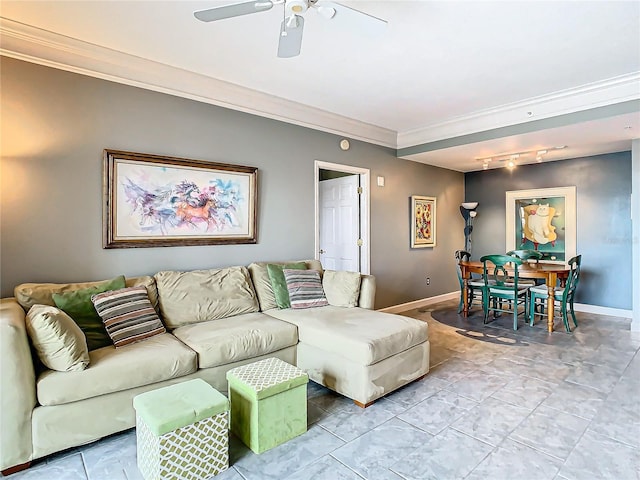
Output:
(459, 260), (571, 333)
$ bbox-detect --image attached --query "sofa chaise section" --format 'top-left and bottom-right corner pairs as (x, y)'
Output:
(265, 306), (430, 406)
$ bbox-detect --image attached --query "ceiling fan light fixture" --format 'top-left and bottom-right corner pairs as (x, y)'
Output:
(287, 0), (308, 14)
(317, 6), (336, 19)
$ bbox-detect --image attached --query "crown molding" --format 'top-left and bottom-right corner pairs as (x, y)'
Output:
(0, 18), (397, 148)
(397, 71), (640, 149)
(2, 18), (638, 154)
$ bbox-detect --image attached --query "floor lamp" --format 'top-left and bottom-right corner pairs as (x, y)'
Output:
(460, 202), (479, 254)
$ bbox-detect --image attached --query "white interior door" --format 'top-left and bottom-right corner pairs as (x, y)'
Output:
(319, 175), (360, 271)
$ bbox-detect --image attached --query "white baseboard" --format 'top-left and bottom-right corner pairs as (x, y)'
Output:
(573, 303), (632, 319)
(377, 292), (458, 314)
(378, 293), (633, 320)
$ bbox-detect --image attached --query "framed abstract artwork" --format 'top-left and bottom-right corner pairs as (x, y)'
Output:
(103, 150), (257, 248)
(505, 186), (576, 263)
(411, 195), (436, 248)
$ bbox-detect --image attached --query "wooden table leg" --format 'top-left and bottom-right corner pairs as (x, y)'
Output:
(462, 272), (470, 317)
(546, 273), (558, 332)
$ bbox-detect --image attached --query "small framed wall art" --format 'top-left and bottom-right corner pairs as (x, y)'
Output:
(103, 149), (257, 248)
(410, 195), (436, 248)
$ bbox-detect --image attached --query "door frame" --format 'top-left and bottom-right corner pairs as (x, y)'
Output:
(314, 160), (370, 275)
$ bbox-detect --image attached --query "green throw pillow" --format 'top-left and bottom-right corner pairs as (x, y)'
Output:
(52, 275), (126, 351)
(267, 263), (307, 309)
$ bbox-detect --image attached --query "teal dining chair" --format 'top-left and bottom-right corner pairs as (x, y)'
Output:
(506, 249), (543, 263)
(506, 249), (544, 286)
(528, 255), (582, 333)
(454, 250), (484, 313)
(480, 254), (529, 330)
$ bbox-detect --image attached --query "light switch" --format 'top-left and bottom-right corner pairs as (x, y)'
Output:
(377, 176), (385, 187)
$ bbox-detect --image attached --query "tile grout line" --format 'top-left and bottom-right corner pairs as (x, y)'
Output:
(80, 451), (90, 480)
(325, 453), (368, 480)
(506, 436), (567, 463)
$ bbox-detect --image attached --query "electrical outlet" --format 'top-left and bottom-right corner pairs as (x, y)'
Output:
(426, 277), (431, 285)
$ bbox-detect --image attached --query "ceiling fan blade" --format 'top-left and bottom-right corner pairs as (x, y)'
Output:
(194, 1), (274, 22)
(278, 15), (304, 58)
(316, 1), (387, 33)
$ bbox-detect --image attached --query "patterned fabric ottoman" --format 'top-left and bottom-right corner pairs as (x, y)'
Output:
(133, 379), (229, 480)
(227, 357), (309, 454)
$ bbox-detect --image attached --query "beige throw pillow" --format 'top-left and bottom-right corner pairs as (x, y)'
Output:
(322, 270), (362, 307)
(26, 305), (90, 372)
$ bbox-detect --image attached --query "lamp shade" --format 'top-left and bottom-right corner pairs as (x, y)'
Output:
(461, 202), (479, 210)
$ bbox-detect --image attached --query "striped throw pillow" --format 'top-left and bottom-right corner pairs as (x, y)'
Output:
(283, 269), (328, 309)
(91, 286), (166, 348)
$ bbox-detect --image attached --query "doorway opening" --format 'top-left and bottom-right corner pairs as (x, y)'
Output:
(314, 160), (370, 274)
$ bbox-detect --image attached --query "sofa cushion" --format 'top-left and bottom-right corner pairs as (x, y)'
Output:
(52, 276), (126, 351)
(267, 262), (307, 309)
(36, 333), (197, 406)
(322, 270), (361, 308)
(91, 286), (166, 348)
(172, 312), (298, 368)
(14, 275), (160, 314)
(25, 305), (90, 372)
(265, 306), (428, 366)
(284, 269), (328, 309)
(248, 260), (323, 311)
(155, 266), (259, 328)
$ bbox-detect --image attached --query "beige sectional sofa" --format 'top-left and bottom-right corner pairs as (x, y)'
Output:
(0, 260), (430, 473)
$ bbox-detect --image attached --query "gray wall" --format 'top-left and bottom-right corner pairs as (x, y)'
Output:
(0, 57), (465, 308)
(465, 152), (632, 309)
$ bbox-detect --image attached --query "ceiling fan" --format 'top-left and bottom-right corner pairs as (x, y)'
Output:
(194, 0), (387, 58)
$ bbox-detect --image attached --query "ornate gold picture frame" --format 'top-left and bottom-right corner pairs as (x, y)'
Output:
(103, 150), (257, 248)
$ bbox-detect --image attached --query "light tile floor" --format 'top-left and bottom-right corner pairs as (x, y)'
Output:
(6, 300), (640, 480)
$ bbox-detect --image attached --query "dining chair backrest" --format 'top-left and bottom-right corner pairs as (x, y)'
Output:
(455, 250), (471, 263)
(454, 250), (471, 287)
(506, 249), (543, 263)
(562, 255), (582, 303)
(480, 254), (523, 290)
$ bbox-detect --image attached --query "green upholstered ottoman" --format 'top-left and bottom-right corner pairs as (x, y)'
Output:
(133, 379), (229, 480)
(226, 357), (308, 454)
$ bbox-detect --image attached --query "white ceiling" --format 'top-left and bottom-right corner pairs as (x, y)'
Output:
(1, 0), (639, 171)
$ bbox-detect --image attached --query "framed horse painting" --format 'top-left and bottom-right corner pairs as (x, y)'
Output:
(103, 150), (258, 248)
